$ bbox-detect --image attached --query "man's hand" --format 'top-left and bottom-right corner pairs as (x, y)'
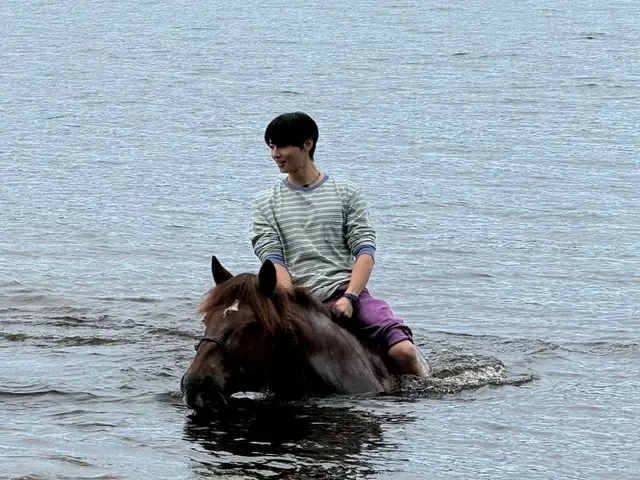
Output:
(331, 296), (353, 318)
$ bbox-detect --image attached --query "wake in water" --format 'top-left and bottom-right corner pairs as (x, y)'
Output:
(395, 347), (537, 398)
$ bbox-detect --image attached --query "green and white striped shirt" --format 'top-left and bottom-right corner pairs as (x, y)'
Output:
(250, 175), (376, 301)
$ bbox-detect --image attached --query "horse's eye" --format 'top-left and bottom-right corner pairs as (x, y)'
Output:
(243, 320), (263, 334)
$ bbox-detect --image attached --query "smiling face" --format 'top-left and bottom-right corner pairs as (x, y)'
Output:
(263, 112), (319, 172)
(268, 140), (313, 174)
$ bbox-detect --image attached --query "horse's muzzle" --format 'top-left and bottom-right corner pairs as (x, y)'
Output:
(181, 373), (228, 410)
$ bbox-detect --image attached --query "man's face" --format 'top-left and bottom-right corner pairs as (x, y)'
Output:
(268, 140), (311, 174)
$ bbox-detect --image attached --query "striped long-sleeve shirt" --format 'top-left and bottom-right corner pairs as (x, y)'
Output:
(250, 175), (376, 301)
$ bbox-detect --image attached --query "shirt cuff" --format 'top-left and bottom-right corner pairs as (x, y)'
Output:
(265, 254), (286, 266)
(354, 245), (376, 259)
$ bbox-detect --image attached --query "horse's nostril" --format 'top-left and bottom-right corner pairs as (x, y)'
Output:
(182, 373), (227, 410)
(182, 373), (220, 392)
(182, 373), (201, 392)
(202, 375), (214, 388)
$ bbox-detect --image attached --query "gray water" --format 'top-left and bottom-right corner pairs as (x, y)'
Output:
(1, 0), (639, 478)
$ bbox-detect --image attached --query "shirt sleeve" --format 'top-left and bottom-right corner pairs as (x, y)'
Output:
(344, 185), (376, 259)
(250, 196), (286, 266)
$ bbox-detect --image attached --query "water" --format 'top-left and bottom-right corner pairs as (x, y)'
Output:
(1, 0), (639, 478)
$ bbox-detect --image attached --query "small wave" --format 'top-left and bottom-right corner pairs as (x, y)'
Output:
(15, 475), (127, 480)
(3, 293), (54, 305)
(0, 333), (128, 347)
(48, 316), (88, 327)
(500, 338), (640, 359)
(47, 408), (96, 418)
(155, 390), (186, 407)
(52, 336), (126, 347)
(0, 283), (71, 309)
(429, 333), (566, 358)
(564, 341), (639, 357)
(92, 296), (161, 303)
(429, 271), (494, 280)
(67, 421), (120, 432)
(0, 304), (89, 320)
(0, 279), (25, 288)
(525, 341), (563, 355)
(46, 454), (95, 467)
(148, 327), (198, 340)
(1, 332), (28, 342)
(0, 388), (99, 399)
(580, 32), (606, 40)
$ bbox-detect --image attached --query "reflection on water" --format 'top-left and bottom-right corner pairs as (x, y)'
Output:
(181, 346), (537, 479)
(184, 398), (412, 479)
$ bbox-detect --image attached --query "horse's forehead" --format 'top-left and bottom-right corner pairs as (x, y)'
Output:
(222, 300), (240, 317)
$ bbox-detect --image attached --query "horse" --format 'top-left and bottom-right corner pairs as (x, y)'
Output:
(181, 256), (407, 410)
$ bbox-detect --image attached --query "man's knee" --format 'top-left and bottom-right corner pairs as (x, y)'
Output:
(389, 340), (418, 367)
(388, 341), (426, 377)
(388, 340), (417, 362)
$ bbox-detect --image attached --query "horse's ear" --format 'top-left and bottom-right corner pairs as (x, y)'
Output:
(258, 259), (277, 296)
(211, 255), (233, 285)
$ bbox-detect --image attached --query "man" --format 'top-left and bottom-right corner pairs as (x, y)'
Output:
(250, 112), (426, 377)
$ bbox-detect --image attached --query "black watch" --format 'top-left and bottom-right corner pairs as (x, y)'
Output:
(342, 292), (360, 309)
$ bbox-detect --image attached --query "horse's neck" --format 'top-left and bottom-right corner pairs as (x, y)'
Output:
(288, 309), (393, 395)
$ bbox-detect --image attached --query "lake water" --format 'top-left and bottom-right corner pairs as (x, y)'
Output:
(1, 0), (639, 478)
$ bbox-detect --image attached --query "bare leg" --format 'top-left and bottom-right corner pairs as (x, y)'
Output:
(388, 340), (427, 377)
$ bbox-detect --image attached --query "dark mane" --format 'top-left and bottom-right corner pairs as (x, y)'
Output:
(198, 274), (330, 334)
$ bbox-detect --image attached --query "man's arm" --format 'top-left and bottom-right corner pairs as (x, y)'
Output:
(344, 185), (377, 294)
(345, 252), (374, 296)
(250, 197), (294, 292)
(329, 184), (377, 318)
(331, 251), (374, 318)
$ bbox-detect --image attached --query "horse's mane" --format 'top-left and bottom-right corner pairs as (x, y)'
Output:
(198, 273), (331, 335)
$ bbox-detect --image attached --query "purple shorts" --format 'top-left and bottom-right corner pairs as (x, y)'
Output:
(325, 285), (414, 351)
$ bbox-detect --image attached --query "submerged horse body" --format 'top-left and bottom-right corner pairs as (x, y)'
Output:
(181, 256), (405, 410)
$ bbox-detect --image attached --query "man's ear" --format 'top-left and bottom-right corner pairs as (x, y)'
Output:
(304, 138), (313, 152)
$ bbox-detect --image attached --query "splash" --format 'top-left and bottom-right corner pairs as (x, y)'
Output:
(395, 349), (537, 397)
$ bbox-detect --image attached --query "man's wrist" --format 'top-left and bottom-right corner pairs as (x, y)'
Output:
(342, 292), (360, 309)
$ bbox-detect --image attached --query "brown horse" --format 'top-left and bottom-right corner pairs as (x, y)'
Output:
(181, 256), (401, 410)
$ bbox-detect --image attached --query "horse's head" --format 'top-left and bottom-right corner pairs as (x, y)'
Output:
(181, 256), (289, 410)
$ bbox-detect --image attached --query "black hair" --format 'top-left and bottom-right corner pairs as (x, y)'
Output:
(264, 112), (319, 159)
